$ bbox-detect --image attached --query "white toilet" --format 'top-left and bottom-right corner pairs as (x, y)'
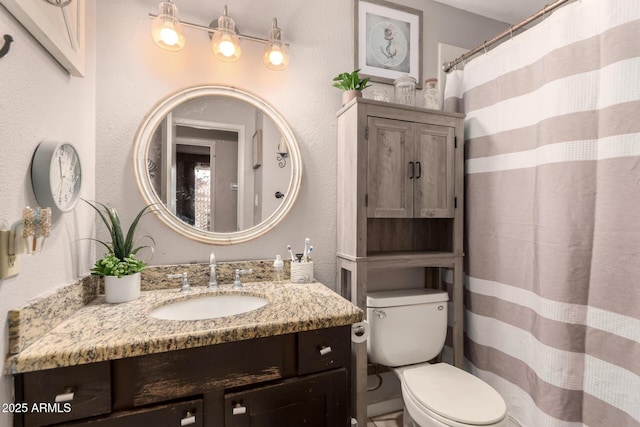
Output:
(367, 288), (507, 427)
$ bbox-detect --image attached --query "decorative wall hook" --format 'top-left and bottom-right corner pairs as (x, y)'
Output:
(0, 34), (14, 59)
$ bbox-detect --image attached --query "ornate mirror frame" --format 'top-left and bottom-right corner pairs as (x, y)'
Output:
(132, 85), (303, 245)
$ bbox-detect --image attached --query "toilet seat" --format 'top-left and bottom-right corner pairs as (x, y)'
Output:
(401, 363), (506, 426)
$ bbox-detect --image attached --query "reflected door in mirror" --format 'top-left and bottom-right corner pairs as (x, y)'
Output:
(173, 129), (239, 233)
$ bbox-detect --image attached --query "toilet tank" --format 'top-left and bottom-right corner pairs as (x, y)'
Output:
(367, 288), (448, 367)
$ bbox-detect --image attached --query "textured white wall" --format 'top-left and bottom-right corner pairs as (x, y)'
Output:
(0, 2), (96, 424)
(95, 0), (506, 288)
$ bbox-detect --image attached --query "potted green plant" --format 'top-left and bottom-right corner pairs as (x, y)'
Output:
(84, 200), (155, 303)
(332, 69), (371, 105)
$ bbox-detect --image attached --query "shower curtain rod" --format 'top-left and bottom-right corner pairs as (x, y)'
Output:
(442, 0), (572, 73)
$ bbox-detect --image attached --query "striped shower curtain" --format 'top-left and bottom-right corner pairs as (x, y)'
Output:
(444, 0), (640, 425)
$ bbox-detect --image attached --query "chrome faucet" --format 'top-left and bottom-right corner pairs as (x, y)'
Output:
(167, 272), (190, 292)
(208, 252), (218, 289)
(233, 269), (253, 289)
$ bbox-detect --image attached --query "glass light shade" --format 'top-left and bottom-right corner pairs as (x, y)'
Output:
(211, 14), (241, 62)
(263, 24), (289, 70)
(151, 2), (185, 51)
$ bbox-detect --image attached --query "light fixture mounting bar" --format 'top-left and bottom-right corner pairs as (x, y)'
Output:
(147, 13), (290, 47)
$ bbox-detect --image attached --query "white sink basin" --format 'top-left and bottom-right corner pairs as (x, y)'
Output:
(150, 294), (268, 321)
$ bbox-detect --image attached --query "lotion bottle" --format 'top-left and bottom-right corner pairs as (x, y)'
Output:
(273, 254), (284, 282)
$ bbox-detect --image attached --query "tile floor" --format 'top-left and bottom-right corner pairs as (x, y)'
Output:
(367, 410), (403, 427)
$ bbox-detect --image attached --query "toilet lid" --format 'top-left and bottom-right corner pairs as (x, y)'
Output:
(403, 363), (506, 425)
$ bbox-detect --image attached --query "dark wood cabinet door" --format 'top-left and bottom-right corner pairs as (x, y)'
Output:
(224, 369), (349, 427)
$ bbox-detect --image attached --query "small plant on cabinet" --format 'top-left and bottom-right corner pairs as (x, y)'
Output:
(84, 200), (155, 278)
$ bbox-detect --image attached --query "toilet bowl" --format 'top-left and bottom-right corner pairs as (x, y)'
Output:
(395, 363), (507, 427)
(366, 289), (508, 427)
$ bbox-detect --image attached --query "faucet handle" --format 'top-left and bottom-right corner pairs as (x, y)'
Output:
(167, 272), (190, 292)
(233, 269), (253, 289)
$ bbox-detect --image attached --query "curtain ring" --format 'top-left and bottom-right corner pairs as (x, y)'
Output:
(483, 41), (488, 54)
(509, 25), (514, 39)
(542, 4), (549, 20)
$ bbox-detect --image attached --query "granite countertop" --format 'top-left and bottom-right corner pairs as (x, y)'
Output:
(4, 281), (363, 375)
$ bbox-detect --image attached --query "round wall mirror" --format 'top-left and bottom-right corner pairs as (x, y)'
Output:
(132, 85), (302, 245)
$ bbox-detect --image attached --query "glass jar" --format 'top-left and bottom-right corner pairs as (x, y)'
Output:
(394, 74), (417, 106)
(372, 90), (390, 102)
(423, 78), (440, 110)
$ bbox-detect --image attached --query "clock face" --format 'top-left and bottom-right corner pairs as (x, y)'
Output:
(32, 141), (83, 212)
(51, 144), (81, 210)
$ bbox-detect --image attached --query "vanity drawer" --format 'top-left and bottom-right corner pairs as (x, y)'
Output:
(297, 325), (350, 375)
(58, 398), (203, 426)
(114, 333), (297, 407)
(17, 361), (111, 427)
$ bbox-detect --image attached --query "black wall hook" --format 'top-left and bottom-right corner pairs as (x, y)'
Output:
(0, 34), (14, 59)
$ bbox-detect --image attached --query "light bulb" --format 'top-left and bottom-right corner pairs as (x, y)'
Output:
(263, 19), (289, 70)
(269, 49), (284, 66)
(219, 38), (236, 57)
(160, 25), (179, 46)
(211, 9), (241, 62)
(151, 1), (185, 51)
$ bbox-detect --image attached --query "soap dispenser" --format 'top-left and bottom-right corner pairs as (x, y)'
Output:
(273, 254), (284, 282)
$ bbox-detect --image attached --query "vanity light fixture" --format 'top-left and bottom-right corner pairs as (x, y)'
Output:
(211, 5), (241, 62)
(263, 19), (289, 70)
(151, 1), (186, 51)
(149, 2), (290, 70)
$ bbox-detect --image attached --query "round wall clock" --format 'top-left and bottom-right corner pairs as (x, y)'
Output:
(31, 141), (83, 213)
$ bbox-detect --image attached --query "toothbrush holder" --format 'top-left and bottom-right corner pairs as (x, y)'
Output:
(290, 262), (313, 284)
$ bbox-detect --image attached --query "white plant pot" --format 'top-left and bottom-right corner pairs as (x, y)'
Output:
(104, 272), (141, 303)
(342, 89), (362, 105)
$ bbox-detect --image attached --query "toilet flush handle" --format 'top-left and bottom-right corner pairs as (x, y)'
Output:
(372, 309), (386, 319)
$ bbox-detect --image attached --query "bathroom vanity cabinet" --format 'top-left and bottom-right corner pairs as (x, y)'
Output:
(12, 325), (350, 427)
(335, 98), (465, 425)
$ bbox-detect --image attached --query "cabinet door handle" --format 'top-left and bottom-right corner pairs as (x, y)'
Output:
(319, 346), (332, 356)
(55, 388), (74, 403)
(409, 161), (414, 179)
(416, 161), (422, 179)
(232, 404), (247, 415)
(181, 411), (196, 426)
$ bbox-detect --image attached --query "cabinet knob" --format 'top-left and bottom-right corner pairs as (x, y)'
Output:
(180, 411), (196, 426)
(54, 388), (74, 403)
(319, 346), (332, 356)
(232, 403), (247, 415)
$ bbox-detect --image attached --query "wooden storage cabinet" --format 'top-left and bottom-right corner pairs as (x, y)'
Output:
(367, 117), (455, 219)
(13, 326), (351, 427)
(336, 98), (465, 427)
